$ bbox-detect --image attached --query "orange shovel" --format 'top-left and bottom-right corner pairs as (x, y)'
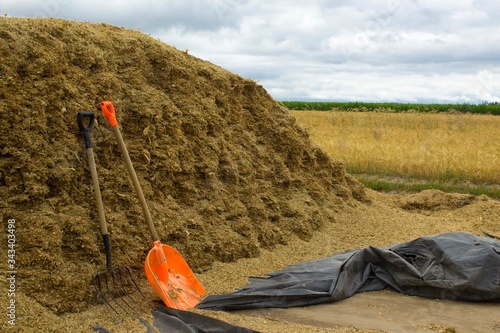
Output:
(100, 101), (206, 310)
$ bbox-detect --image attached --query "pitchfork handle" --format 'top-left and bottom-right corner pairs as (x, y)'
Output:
(77, 112), (112, 269)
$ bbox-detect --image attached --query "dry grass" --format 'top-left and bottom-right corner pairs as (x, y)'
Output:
(291, 110), (500, 184)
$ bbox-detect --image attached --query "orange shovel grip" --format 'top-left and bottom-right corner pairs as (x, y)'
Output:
(100, 101), (118, 127)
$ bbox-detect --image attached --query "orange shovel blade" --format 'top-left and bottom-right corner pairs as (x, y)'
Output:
(145, 241), (206, 310)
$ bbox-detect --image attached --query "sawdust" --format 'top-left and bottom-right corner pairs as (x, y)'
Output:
(0, 18), (498, 333)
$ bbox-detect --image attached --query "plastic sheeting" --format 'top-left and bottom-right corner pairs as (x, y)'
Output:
(150, 306), (259, 333)
(198, 232), (500, 311)
(94, 305), (260, 333)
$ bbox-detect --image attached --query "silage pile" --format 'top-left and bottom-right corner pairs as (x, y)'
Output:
(0, 18), (367, 314)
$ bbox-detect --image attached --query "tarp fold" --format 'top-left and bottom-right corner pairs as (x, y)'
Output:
(198, 232), (500, 311)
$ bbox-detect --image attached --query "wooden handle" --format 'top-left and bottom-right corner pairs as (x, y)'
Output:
(111, 126), (160, 241)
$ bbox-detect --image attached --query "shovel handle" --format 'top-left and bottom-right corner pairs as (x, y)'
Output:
(77, 112), (95, 148)
(100, 101), (118, 127)
(100, 101), (160, 242)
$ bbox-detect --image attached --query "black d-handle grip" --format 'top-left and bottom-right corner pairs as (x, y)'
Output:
(77, 112), (95, 148)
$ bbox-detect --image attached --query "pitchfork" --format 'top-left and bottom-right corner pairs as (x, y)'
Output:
(77, 112), (154, 320)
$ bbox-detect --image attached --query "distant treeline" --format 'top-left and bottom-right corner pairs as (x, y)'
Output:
(280, 101), (500, 115)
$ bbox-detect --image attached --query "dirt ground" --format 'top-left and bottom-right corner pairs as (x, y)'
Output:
(240, 290), (500, 332)
(1, 18), (499, 333)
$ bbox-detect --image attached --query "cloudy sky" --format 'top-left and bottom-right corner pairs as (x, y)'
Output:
(4, 0), (500, 103)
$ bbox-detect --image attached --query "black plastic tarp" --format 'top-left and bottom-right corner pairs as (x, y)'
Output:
(198, 232), (500, 311)
(94, 305), (260, 333)
(150, 306), (259, 333)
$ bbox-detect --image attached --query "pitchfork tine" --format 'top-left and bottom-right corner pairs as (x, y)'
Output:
(116, 267), (156, 311)
(93, 274), (125, 321)
(93, 267), (155, 320)
(109, 269), (142, 316)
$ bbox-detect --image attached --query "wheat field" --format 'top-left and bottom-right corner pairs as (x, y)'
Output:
(291, 110), (500, 184)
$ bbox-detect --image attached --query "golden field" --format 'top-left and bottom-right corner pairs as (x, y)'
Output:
(291, 110), (500, 184)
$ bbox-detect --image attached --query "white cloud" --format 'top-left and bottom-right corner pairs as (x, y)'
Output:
(3, 0), (500, 102)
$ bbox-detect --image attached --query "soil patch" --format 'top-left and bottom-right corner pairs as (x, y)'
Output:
(239, 290), (500, 333)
